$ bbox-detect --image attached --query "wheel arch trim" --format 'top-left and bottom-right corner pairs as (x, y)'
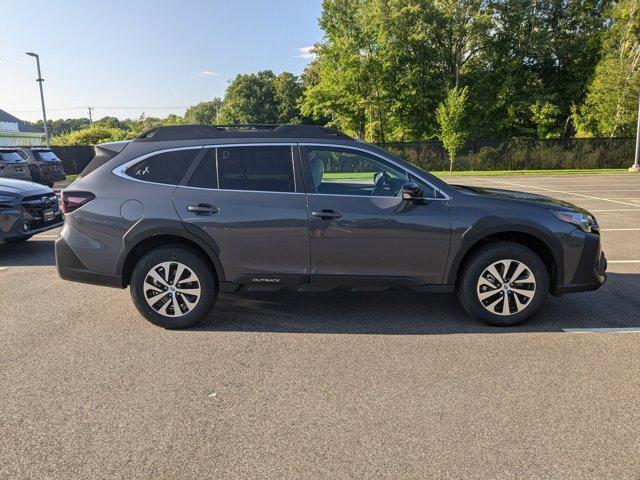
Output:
(117, 219), (226, 286)
(445, 223), (563, 286)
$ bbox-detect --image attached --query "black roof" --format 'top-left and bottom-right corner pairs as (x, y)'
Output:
(134, 124), (353, 142)
(0, 108), (44, 134)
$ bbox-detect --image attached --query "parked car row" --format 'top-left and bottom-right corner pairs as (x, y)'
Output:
(0, 147), (66, 187)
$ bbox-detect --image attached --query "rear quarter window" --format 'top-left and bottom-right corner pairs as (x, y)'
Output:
(124, 149), (200, 185)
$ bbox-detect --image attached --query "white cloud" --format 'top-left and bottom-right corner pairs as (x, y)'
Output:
(295, 45), (316, 59)
(198, 70), (219, 77)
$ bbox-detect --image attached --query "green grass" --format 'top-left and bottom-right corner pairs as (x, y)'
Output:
(324, 168), (629, 180)
(432, 168), (629, 177)
(324, 172), (376, 180)
(64, 174), (78, 182)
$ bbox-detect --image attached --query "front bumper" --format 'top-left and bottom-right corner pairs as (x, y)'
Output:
(0, 218), (63, 240)
(0, 206), (64, 240)
(554, 232), (607, 294)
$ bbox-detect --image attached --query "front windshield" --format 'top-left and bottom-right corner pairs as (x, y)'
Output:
(0, 152), (23, 163)
(35, 151), (59, 161)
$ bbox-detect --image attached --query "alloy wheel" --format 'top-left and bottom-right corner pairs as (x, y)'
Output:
(476, 259), (536, 316)
(143, 261), (201, 317)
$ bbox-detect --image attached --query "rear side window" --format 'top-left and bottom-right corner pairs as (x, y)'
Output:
(0, 151), (23, 163)
(217, 146), (294, 192)
(125, 149), (199, 185)
(35, 150), (59, 161)
(187, 149), (217, 189)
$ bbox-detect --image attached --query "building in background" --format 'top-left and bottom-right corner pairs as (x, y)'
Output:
(0, 108), (45, 146)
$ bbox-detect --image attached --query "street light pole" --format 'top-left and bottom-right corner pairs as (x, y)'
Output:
(631, 91), (640, 172)
(25, 52), (50, 147)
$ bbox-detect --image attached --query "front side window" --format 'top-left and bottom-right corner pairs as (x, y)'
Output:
(305, 147), (408, 197)
(217, 146), (294, 193)
(124, 149), (199, 185)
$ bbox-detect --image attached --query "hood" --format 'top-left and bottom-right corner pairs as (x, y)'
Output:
(0, 177), (53, 198)
(453, 184), (588, 213)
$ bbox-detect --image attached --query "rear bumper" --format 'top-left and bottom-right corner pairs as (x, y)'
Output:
(554, 232), (607, 294)
(1, 172), (32, 181)
(55, 236), (124, 288)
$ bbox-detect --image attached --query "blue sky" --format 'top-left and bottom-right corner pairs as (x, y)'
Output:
(0, 0), (323, 121)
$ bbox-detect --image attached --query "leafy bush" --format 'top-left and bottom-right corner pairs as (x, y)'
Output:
(382, 138), (635, 171)
(52, 126), (129, 146)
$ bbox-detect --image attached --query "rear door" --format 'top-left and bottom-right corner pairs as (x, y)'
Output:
(172, 144), (310, 286)
(302, 145), (451, 285)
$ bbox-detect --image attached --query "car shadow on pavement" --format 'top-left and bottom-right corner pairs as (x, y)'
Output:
(195, 273), (640, 335)
(0, 239), (56, 267)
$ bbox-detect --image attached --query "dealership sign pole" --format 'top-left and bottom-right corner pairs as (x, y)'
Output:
(631, 92), (640, 172)
(25, 52), (50, 148)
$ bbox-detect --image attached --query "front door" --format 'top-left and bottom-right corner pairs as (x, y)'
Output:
(302, 145), (451, 285)
(172, 144), (310, 286)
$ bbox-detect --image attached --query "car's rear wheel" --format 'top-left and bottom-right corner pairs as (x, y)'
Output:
(130, 246), (217, 329)
(457, 241), (549, 326)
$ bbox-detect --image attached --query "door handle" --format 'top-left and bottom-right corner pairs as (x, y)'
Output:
(311, 209), (342, 220)
(188, 203), (219, 215)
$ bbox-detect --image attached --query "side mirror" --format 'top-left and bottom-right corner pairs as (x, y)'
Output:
(402, 181), (426, 202)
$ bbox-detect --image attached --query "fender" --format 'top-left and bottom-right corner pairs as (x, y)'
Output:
(116, 218), (226, 283)
(444, 218), (565, 285)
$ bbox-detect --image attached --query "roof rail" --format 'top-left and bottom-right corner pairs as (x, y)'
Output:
(134, 124), (352, 142)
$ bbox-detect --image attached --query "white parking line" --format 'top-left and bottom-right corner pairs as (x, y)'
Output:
(470, 177), (640, 207)
(607, 260), (640, 264)
(591, 209), (640, 212)
(600, 228), (640, 231)
(563, 328), (640, 333)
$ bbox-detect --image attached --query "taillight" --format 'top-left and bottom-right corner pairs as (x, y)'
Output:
(61, 191), (95, 214)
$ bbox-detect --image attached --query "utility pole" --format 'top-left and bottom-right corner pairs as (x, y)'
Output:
(631, 91), (640, 172)
(25, 52), (49, 147)
(88, 107), (94, 125)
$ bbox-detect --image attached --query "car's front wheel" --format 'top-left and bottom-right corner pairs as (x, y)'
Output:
(457, 241), (549, 326)
(130, 246), (217, 329)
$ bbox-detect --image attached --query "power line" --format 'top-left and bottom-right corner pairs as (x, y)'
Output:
(10, 105), (189, 113)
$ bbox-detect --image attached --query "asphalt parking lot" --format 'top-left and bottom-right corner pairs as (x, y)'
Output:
(2, 173), (640, 479)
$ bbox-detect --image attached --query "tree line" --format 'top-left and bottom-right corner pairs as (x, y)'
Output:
(38, 0), (639, 156)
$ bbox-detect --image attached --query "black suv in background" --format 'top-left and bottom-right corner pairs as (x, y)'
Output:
(56, 125), (607, 329)
(0, 148), (32, 181)
(17, 147), (66, 187)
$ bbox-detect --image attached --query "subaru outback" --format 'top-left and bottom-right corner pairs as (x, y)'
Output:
(55, 125), (606, 329)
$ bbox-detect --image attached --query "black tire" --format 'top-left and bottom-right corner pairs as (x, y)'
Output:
(457, 241), (549, 327)
(5, 235), (33, 243)
(130, 246), (217, 329)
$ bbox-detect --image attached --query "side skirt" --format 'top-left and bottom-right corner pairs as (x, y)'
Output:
(219, 274), (454, 293)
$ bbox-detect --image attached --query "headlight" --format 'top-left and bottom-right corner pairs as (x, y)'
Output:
(550, 210), (598, 233)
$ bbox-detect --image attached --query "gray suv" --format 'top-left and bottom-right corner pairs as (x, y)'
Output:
(55, 125), (606, 329)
